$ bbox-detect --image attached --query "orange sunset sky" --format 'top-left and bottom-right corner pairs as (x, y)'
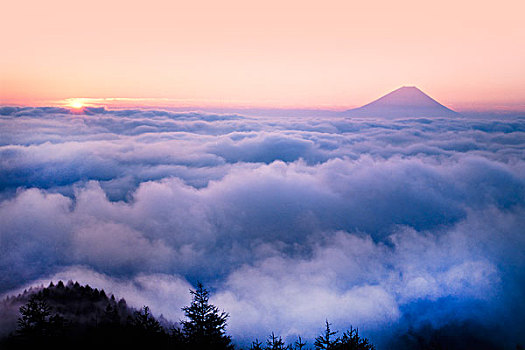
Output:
(1, 0), (524, 111)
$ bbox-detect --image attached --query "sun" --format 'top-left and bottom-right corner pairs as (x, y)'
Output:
(69, 100), (84, 109)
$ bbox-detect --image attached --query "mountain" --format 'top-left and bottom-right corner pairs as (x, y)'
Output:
(341, 86), (461, 119)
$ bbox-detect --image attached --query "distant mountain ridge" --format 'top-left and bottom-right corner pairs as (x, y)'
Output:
(341, 86), (461, 119)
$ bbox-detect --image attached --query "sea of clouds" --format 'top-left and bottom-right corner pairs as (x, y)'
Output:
(0, 106), (524, 347)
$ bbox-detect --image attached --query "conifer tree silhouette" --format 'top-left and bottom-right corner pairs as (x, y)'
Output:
(336, 326), (375, 350)
(181, 282), (233, 350)
(337, 326), (375, 350)
(294, 336), (307, 350)
(315, 320), (339, 350)
(102, 303), (121, 326)
(266, 332), (288, 350)
(17, 294), (52, 338)
(17, 293), (65, 341)
(132, 305), (162, 334)
(250, 338), (264, 350)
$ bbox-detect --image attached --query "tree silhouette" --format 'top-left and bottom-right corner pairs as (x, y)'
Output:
(17, 294), (52, 337)
(17, 293), (65, 337)
(16, 293), (66, 343)
(132, 305), (162, 334)
(294, 336), (307, 350)
(250, 338), (264, 350)
(266, 332), (288, 350)
(102, 303), (121, 326)
(315, 320), (339, 350)
(337, 326), (375, 350)
(181, 282), (233, 350)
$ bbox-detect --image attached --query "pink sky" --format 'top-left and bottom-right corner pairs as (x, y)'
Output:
(1, 0), (524, 111)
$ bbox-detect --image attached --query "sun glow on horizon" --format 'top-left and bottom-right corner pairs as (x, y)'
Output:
(68, 100), (84, 109)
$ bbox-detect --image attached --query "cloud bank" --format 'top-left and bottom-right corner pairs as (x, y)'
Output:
(1, 106), (524, 347)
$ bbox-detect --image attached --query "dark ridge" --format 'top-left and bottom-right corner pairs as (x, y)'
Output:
(0, 280), (136, 337)
(0, 280), (173, 349)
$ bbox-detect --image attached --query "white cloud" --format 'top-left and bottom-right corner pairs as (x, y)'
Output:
(0, 107), (524, 346)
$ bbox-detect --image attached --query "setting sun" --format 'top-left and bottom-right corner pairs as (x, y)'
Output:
(69, 100), (84, 109)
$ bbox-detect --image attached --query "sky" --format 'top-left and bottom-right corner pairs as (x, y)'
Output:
(0, 106), (524, 348)
(1, 0), (525, 111)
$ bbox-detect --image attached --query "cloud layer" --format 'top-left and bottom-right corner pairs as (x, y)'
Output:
(1, 106), (524, 347)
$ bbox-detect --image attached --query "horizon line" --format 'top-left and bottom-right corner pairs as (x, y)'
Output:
(2, 89), (525, 113)
(2, 100), (525, 114)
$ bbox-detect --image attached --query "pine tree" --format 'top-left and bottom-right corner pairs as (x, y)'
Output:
(17, 293), (65, 339)
(266, 332), (288, 350)
(336, 327), (375, 350)
(102, 303), (121, 326)
(294, 336), (307, 350)
(250, 338), (264, 350)
(181, 282), (233, 350)
(17, 294), (52, 337)
(315, 320), (339, 350)
(132, 306), (162, 334)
